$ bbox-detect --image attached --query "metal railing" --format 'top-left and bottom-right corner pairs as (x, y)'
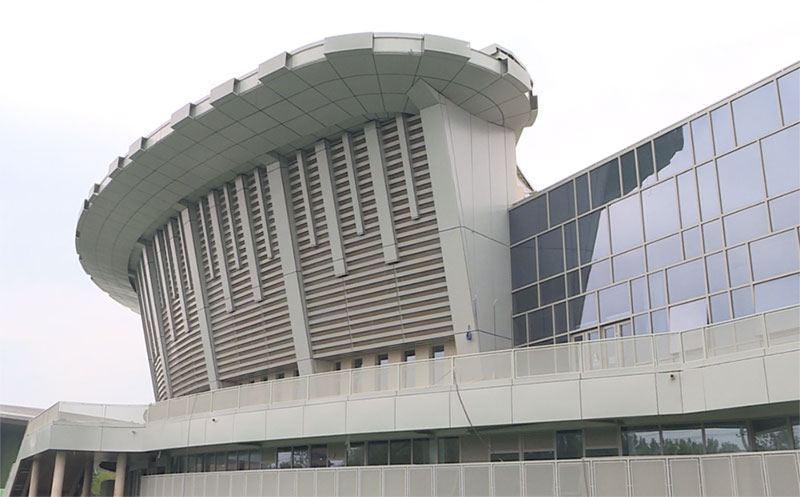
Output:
(142, 305), (798, 422)
(24, 401), (148, 434)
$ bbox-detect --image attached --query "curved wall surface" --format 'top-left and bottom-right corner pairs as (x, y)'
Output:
(77, 33), (538, 399)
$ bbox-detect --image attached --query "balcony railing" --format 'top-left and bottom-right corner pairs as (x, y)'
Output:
(142, 305), (798, 423)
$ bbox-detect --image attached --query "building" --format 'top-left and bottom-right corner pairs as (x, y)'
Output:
(1, 406), (42, 497)
(4, 33), (799, 496)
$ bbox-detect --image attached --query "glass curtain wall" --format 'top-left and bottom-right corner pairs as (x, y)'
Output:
(510, 67), (800, 346)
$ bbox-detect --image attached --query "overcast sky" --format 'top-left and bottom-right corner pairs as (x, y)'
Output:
(1, 0), (798, 409)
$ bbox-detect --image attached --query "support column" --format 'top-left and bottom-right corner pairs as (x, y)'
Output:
(81, 459), (92, 497)
(112, 453), (127, 497)
(50, 451), (66, 497)
(28, 456), (39, 497)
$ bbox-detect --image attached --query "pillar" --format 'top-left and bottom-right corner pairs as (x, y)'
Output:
(112, 453), (127, 497)
(80, 458), (92, 497)
(50, 451), (66, 497)
(28, 456), (40, 497)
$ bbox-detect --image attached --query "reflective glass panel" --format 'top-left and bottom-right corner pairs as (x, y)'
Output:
(706, 252), (728, 292)
(556, 431), (583, 459)
(529, 306), (554, 341)
(568, 293), (598, 330)
(732, 82), (781, 145)
(510, 195), (547, 244)
(667, 259), (706, 303)
(633, 314), (651, 335)
(575, 174), (591, 215)
(513, 315), (527, 346)
(662, 426), (704, 455)
(438, 438), (459, 463)
(703, 220), (724, 253)
(631, 277), (648, 313)
(367, 441), (388, 465)
(540, 275), (566, 305)
(564, 221), (579, 269)
(769, 191), (800, 230)
(538, 227), (564, 279)
(613, 248), (645, 282)
(582, 259), (611, 291)
(554, 302), (568, 334)
(669, 299), (707, 332)
(637, 142), (656, 187)
(778, 69), (800, 124)
(754, 274), (800, 313)
(511, 239), (536, 289)
(646, 234), (682, 271)
(711, 105), (735, 154)
(723, 203), (768, 246)
(696, 161), (720, 221)
(578, 210), (610, 263)
(691, 114), (713, 164)
(413, 439), (433, 464)
(677, 171), (699, 227)
(652, 309), (669, 333)
(390, 440), (411, 465)
(311, 445), (328, 468)
(621, 150), (638, 195)
(648, 272), (667, 308)
(622, 427), (661, 456)
(710, 293), (731, 323)
(599, 283), (630, 322)
(642, 179), (679, 241)
(655, 125), (694, 179)
(609, 194), (643, 253)
(548, 181), (575, 227)
(717, 143), (765, 213)
(346, 443), (365, 466)
(732, 286), (754, 318)
(591, 158), (621, 209)
(566, 270), (581, 297)
(761, 124), (800, 196)
(683, 228), (702, 259)
(793, 417), (800, 449)
(750, 230), (800, 281)
(513, 285), (538, 315)
(727, 245), (751, 286)
(753, 419), (793, 451)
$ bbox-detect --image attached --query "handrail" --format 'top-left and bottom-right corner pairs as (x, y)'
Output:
(23, 305), (799, 428)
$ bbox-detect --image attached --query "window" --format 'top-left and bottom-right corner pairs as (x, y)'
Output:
(590, 158), (621, 208)
(353, 358), (363, 369)
(438, 438), (460, 464)
(642, 179), (679, 241)
(390, 440), (411, 465)
(556, 431), (582, 459)
(710, 293), (731, 323)
(538, 227), (564, 279)
(403, 350), (416, 362)
(778, 69), (799, 124)
(677, 171), (699, 228)
(646, 234), (682, 271)
(598, 283), (630, 322)
(310, 445), (327, 468)
(413, 439), (433, 464)
(769, 191), (800, 230)
(717, 144), (765, 213)
(753, 418), (793, 451)
(648, 272), (667, 308)
(529, 307), (553, 341)
(706, 252), (728, 293)
(576, 174), (591, 214)
(511, 239), (537, 288)
(510, 195), (548, 243)
(683, 228), (702, 259)
(609, 194), (643, 253)
(668, 299), (707, 332)
(703, 220), (724, 253)
(696, 161), (720, 221)
(367, 441), (388, 465)
(568, 293), (598, 331)
(732, 286), (754, 318)
(431, 346), (445, 359)
(667, 259), (706, 304)
(277, 447), (292, 469)
(637, 142), (656, 186)
(613, 248), (645, 282)
(655, 124), (693, 179)
(691, 114), (713, 164)
(582, 259), (611, 292)
(754, 274), (800, 313)
(711, 105), (735, 155)
(513, 285), (538, 314)
(292, 446), (308, 468)
(334, 362), (341, 371)
(346, 443), (365, 466)
(723, 204), (768, 246)
(705, 423), (749, 453)
(540, 275), (565, 305)
(732, 82), (781, 145)
(621, 150), (637, 195)
(578, 210), (610, 263)
(750, 231), (800, 281)
(662, 425), (704, 455)
(761, 125), (800, 196)
(548, 181), (575, 226)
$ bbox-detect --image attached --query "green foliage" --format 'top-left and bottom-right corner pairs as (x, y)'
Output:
(91, 468), (115, 496)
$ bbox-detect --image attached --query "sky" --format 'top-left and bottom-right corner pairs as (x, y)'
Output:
(1, 0), (798, 409)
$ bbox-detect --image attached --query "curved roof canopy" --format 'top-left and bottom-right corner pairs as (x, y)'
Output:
(76, 33), (536, 311)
